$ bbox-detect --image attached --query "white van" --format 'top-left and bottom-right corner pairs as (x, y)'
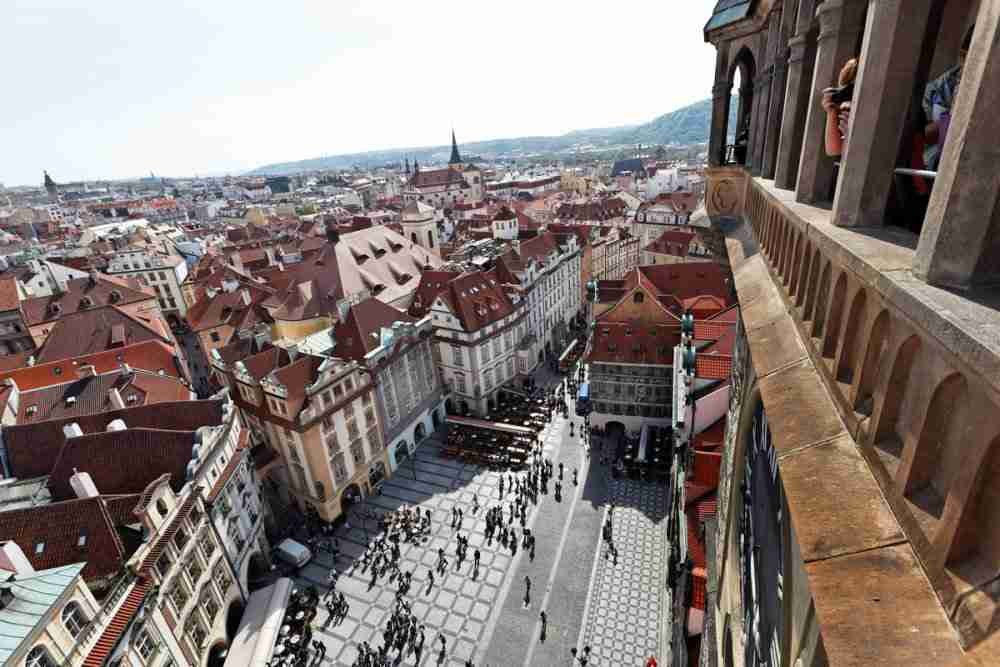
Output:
(273, 538), (313, 568)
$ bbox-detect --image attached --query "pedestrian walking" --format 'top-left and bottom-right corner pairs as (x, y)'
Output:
(524, 575), (531, 605)
(539, 610), (547, 641)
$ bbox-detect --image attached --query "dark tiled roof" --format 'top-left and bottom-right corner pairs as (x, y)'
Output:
(0, 497), (128, 582)
(408, 168), (468, 188)
(48, 428), (198, 500)
(4, 399), (223, 479)
(35, 306), (172, 364)
(334, 298), (413, 361)
(20, 275), (152, 326)
(16, 368), (192, 424)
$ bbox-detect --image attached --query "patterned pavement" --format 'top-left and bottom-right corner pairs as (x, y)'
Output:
(296, 428), (562, 666)
(578, 477), (670, 666)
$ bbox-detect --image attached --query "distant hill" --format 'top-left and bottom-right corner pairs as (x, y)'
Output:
(246, 97), (735, 176)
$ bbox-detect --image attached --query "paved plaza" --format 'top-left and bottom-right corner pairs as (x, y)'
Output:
(294, 389), (672, 666)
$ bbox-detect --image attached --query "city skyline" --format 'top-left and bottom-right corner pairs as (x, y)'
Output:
(1, 1), (715, 186)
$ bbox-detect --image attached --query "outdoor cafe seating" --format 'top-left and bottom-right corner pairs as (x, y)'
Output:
(621, 424), (672, 482)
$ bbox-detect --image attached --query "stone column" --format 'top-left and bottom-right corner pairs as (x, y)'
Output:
(831, 0), (935, 227)
(795, 0), (867, 205)
(751, 67), (774, 175)
(708, 43), (732, 168)
(774, 0), (818, 190)
(762, 5), (792, 179)
(914, 5), (1000, 288)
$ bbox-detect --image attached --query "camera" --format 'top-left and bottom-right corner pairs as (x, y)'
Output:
(829, 82), (854, 105)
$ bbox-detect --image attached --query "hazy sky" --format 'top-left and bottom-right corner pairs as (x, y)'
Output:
(2, 1), (716, 185)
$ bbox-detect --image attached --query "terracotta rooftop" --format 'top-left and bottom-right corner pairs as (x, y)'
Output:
(47, 427), (198, 500)
(0, 497), (129, 582)
(34, 306), (174, 365)
(20, 274), (152, 326)
(4, 398), (223, 479)
(333, 298), (413, 361)
(16, 368), (192, 424)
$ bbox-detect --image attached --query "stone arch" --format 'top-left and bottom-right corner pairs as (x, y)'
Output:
(207, 641), (229, 667)
(902, 373), (967, 523)
(785, 231), (800, 287)
(795, 245), (813, 307)
(821, 271), (847, 355)
(414, 421), (427, 442)
(946, 431), (1000, 567)
(872, 335), (921, 478)
(726, 45), (757, 165)
(836, 288), (868, 384)
(224, 600), (245, 642)
(394, 440), (410, 467)
(803, 252), (823, 322)
(410, 232), (418, 245)
(854, 310), (890, 417)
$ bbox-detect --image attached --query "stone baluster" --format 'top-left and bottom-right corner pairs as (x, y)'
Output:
(795, 0), (867, 205)
(831, 0), (936, 228)
(914, 5), (1000, 289)
(774, 0), (818, 190)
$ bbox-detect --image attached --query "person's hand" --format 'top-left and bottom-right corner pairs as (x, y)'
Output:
(822, 89), (837, 113)
(925, 121), (940, 145)
(837, 102), (852, 138)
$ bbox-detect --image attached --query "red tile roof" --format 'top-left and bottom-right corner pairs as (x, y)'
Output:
(691, 451), (722, 488)
(16, 368), (192, 424)
(0, 340), (182, 391)
(185, 283), (273, 333)
(34, 306), (173, 364)
(82, 578), (150, 667)
(411, 268), (516, 333)
(4, 399), (223, 479)
(333, 298), (413, 361)
(0, 497), (129, 582)
(0, 275), (21, 311)
(643, 228), (697, 256)
(408, 167), (468, 188)
(694, 354), (732, 380)
(48, 427), (198, 500)
(20, 274), (153, 326)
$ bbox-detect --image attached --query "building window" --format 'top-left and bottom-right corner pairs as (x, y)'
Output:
(344, 376), (354, 392)
(26, 647), (56, 667)
(367, 427), (382, 452)
(291, 463), (308, 490)
(331, 453), (347, 484)
(201, 587), (220, 623)
(213, 563), (230, 595)
(452, 345), (463, 366)
(134, 627), (156, 658)
(350, 440), (365, 465)
(199, 530), (215, 560)
(61, 602), (87, 638)
(168, 580), (190, 612)
(186, 558), (203, 585)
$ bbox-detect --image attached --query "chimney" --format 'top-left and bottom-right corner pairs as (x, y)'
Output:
(76, 364), (97, 379)
(108, 387), (125, 410)
(0, 542), (34, 576)
(241, 288), (252, 307)
(106, 418), (127, 432)
(69, 469), (99, 499)
(62, 422), (84, 439)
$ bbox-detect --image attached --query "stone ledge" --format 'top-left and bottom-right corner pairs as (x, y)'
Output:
(754, 177), (1000, 405)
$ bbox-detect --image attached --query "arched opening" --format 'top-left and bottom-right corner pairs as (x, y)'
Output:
(854, 311), (890, 418)
(791, 241), (808, 301)
(725, 47), (757, 166)
(342, 483), (363, 513)
(821, 272), (847, 357)
(873, 336), (921, 479)
(247, 552), (270, 590)
(427, 230), (434, 248)
(225, 600), (245, 642)
(795, 246), (812, 307)
(946, 432), (1000, 568)
(410, 232), (418, 245)
(369, 461), (386, 488)
(445, 397), (455, 413)
(395, 441), (410, 467)
(836, 288), (868, 385)
(803, 252), (823, 322)
(414, 422), (427, 442)
(459, 400), (469, 414)
(903, 373), (967, 534)
(431, 407), (442, 429)
(785, 232), (800, 286)
(207, 642), (229, 667)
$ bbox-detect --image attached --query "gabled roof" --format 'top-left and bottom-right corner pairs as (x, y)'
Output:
(4, 399), (223, 480)
(0, 497), (129, 583)
(48, 428), (198, 501)
(643, 228), (697, 256)
(333, 298), (413, 361)
(16, 368), (192, 424)
(34, 306), (173, 364)
(20, 274), (152, 326)
(412, 269), (516, 333)
(185, 284), (273, 333)
(408, 168), (468, 189)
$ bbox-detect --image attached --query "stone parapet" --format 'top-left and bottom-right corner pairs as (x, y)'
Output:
(732, 173), (1000, 651)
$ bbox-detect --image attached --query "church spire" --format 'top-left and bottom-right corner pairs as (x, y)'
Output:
(449, 129), (462, 165)
(405, 157), (411, 175)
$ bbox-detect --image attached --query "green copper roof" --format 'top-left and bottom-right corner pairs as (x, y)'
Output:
(705, 0), (754, 33)
(0, 562), (86, 662)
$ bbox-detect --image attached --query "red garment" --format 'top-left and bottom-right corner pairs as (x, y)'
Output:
(646, 658), (658, 667)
